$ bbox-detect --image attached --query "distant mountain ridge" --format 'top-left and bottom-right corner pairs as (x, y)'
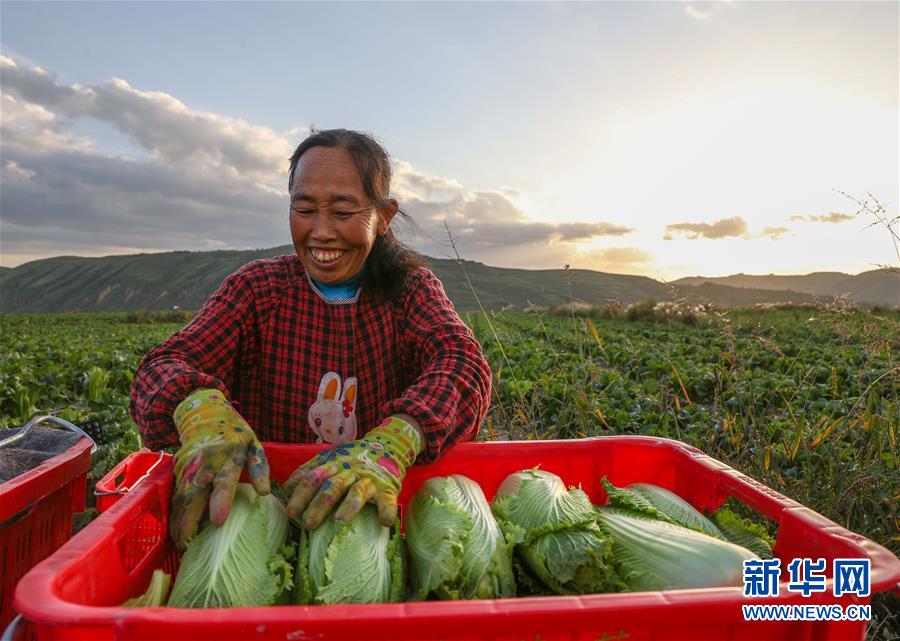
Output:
(0, 246), (895, 312)
(672, 270), (897, 307)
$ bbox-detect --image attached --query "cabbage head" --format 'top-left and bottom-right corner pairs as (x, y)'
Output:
(596, 507), (758, 591)
(601, 477), (723, 539)
(294, 504), (405, 605)
(167, 484), (292, 608)
(492, 469), (619, 595)
(406, 475), (516, 600)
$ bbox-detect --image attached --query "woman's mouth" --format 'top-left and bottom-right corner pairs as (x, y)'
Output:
(309, 248), (348, 265)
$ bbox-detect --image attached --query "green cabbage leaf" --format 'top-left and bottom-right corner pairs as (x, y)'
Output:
(294, 504), (405, 605)
(406, 475), (516, 600)
(122, 569), (171, 607)
(601, 477), (723, 539)
(167, 484), (292, 608)
(711, 507), (775, 559)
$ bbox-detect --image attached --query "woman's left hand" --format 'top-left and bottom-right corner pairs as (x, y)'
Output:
(283, 416), (424, 529)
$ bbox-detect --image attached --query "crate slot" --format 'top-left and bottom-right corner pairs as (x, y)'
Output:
(119, 503), (166, 575)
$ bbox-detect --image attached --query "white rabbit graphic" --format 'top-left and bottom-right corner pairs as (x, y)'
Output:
(308, 372), (358, 444)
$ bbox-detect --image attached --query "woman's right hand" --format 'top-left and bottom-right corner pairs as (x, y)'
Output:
(171, 389), (270, 550)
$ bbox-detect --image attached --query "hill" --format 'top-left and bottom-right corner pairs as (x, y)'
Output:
(672, 270), (898, 307)
(0, 246), (860, 313)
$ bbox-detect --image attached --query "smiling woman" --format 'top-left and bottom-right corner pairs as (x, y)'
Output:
(288, 129), (426, 300)
(130, 128), (492, 549)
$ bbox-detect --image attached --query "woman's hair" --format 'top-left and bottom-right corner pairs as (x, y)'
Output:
(288, 128), (425, 302)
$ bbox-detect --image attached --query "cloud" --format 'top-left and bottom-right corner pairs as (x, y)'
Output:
(760, 226), (791, 240)
(556, 222), (633, 240)
(1, 55), (293, 183)
(683, 0), (736, 21)
(0, 55), (636, 268)
(664, 216), (748, 240)
(812, 212), (855, 223)
(1, 94), (94, 152)
(0, 144), (287, 255)
(789, 212), (855, 224)
(393, 159), (464, 202)
(684, 4), (715, 20)
(403, 187), (633, 259)
(387, 160), (634, 259)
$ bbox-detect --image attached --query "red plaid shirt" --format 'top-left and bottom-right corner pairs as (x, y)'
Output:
(130, 255), (491, 462)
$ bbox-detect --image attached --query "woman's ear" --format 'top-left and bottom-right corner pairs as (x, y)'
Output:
(377, 199), (398, 236)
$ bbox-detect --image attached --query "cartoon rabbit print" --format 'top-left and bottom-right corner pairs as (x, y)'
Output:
(308, 372), (358, 444)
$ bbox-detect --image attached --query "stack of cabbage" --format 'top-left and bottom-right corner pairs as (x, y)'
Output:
(491, 469), (620, 595)
(163, 483), (405, 608)
(156, 472), (771, 608)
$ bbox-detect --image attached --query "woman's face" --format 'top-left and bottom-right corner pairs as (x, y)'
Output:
(289, 146), (397, 284)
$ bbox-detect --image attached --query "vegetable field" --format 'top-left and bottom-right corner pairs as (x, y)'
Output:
(1, 304), (897, 634)
(466, 305), (898, 553)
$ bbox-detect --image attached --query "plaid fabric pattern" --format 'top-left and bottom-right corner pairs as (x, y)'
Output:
(130, 255), (491, 463)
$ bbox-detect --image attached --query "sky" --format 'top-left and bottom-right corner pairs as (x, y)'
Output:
(1, 1), (897, 280)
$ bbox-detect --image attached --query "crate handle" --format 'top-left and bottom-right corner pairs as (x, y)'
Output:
(0, 415), (97, 454)
(1, 615), (23, 641)
(94, 451), (166, 498)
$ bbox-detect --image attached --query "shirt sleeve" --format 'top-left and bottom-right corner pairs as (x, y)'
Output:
(382, 268), (492, 463)
(129, 268), (256, 450)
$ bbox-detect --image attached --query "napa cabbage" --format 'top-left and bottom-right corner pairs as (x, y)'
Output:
(167, 484), (292, 608)
(294, 504), (405, 605)
(601, 477), (724, 539)
(596, 507), (759, 591)
(406, 475), (516, 600)
(492, 469), (619, 595)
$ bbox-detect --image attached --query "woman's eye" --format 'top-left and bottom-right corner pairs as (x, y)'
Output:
(332, 210), (355, 218)
(292, 208), (315, 215)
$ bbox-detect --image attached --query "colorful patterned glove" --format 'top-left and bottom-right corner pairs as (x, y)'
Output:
(171, 388), (270, 549)
(284, 416), (424, 530)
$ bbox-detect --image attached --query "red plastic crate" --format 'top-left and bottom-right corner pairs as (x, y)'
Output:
(1, 437), (92, 630)
(94, 450), (168, 515)
(14, 436), (900, 641)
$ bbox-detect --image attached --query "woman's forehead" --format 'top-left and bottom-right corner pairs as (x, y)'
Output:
(292, 147), (365, 196)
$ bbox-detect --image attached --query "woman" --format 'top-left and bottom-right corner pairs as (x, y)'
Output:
(130, 129), (492, 549)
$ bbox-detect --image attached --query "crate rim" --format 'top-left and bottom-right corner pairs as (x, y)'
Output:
(8, 583), (870, 628)
(0, 437), (92, 518)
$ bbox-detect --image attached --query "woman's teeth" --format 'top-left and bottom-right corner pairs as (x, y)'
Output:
(310, 248), (347, 264)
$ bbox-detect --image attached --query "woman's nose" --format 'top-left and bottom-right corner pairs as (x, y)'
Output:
(311, 212), (338, 240)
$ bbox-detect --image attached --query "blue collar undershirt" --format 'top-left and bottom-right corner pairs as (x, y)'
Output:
(310, 270), (364, 301)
